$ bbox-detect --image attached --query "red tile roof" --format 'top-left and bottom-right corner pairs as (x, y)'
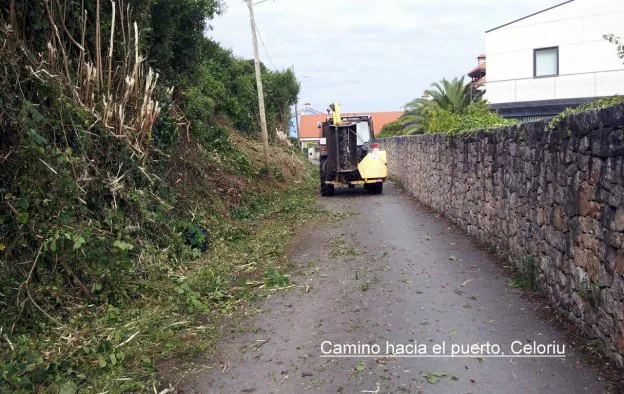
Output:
(468, 62), (486, 78)
(299, 114), (326, 139)
(299, 111), (403, 139)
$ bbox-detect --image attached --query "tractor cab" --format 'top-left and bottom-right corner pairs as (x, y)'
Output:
(318, 103), (387, 196)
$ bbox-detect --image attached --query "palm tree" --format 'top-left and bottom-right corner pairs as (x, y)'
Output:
(398, 98), (434, 135)
(396, 77), (484, 135)
(426, 77), (483, 113)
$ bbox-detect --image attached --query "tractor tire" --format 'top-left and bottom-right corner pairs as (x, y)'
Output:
(374, 183), (384, 194)
(366, 183), (383, 195)
(319, 159), (335, 197)
(321, 182), (335, 197)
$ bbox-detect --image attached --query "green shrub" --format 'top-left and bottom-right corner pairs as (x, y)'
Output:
(397, 76), (514, 136)
(546, 96), (624, 131)
(424, 100), (517, 135)
(379, 120), (405, 137)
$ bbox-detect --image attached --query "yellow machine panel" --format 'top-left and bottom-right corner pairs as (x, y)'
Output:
(331, 102), (342, 126)
(357, 151), (387, 180)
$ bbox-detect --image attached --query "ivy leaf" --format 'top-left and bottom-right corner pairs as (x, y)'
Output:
(27, 128), (48, 147)
(14, 198), (29, 210)
(49, 239), (57, 252)
(18, 212), (29, 224)
(73, 235), (86, 250)
(59, 381), (77, 394)
(113, 240), (134, 251)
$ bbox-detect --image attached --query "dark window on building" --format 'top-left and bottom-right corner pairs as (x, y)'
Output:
(534, 47), (559, 78)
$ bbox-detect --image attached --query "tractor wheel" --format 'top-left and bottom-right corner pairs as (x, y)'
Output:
(366, 183), (383, 195)
(321, 182), (335, 197)
(319, 159), (335, 197)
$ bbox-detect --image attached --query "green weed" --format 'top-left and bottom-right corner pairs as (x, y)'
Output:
(264, 268), (290, 288)
(579, 280), (600, 307)
(546, 96), (624, 131)
(508, 256), (539, 292)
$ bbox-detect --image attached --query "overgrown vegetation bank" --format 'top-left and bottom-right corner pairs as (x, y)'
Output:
(0, 1), (314, 391)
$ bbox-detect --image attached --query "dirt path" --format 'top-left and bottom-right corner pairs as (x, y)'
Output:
(178, 182), (613, 393)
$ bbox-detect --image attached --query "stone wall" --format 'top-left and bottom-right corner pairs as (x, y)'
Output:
(381, 104), (624, 368)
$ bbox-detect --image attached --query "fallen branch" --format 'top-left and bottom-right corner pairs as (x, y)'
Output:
(2, 333), (15, 352)
(115, 330), (140, 348)
(59, 260), (91, 297)
(4, 200), (35, 233)
(39, 158), (58, 174)
(55, 0), (86, 52)
(17, 244), (64, 327)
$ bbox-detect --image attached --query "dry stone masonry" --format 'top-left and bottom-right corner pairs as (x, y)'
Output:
(381, 104), (624, 368)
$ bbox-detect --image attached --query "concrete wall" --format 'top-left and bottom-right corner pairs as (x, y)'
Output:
(381, 104), (624, 368)
(486, 0), (624, 104)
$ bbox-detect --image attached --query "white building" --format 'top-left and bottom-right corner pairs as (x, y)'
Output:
(485, 0), (624, 121)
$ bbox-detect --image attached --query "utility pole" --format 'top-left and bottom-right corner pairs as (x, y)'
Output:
(246, 0), (270, 171)
(292, 66), (300, 141)
(294, 100), (300, 140)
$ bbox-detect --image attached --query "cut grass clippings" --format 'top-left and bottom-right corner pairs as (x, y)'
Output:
(421, 371), (458, 384)
(0, 165), (321, 393)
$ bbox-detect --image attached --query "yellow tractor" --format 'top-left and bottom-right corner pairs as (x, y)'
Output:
(319, 103), (388, 196)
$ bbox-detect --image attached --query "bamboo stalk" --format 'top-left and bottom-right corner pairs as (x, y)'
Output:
(79, 7), (87, 98)
(8, 0), (15, 29)
(119, 0), (126, 49)
(32, 1), (166, 160)
(55, 0), (85, 52)
(125, 5), (131, 83)
(95, 0), (103, 90)
(118, 0), (127, 81)
(134, 21), (139, 93)
(85, 63), (91, 106)
(43, 0), (72, 85)
(107, 1), (116, 96)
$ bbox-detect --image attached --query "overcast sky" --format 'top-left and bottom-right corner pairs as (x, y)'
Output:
(208, 0), (564, 113)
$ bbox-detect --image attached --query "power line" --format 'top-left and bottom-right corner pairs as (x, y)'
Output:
(254, 23), (277, 70)
(243, 0), (278, 70)
(301, 106), (325, 115)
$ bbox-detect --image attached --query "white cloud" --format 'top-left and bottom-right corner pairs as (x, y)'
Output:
(208, 0), (565, 112)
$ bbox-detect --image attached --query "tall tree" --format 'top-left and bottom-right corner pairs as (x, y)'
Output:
(141, 0), (223, 85)
(264, 68), (300, 126)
